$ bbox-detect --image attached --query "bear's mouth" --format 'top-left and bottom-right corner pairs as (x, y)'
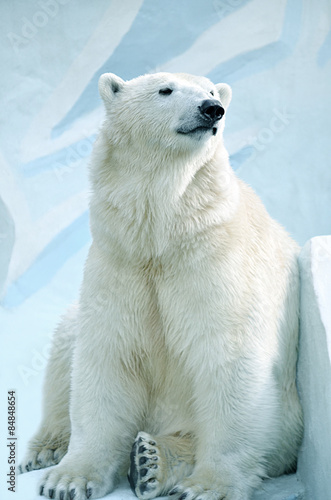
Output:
(177, 126), (217, 136)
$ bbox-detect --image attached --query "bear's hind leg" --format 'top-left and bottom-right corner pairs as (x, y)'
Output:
(19, 307), (77, 473)
(128, 431), (195, 499)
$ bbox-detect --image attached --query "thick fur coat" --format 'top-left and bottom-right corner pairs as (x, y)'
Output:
(20, 72), (302, 500)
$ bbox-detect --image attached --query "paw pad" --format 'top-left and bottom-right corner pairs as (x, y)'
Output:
(128, 432), (163, 499)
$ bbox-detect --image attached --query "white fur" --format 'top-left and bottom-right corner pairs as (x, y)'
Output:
(21, 72), (302, 500)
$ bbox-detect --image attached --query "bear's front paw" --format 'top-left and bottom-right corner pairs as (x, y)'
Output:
(169, 484), (225, 500)
(168, 471), (250, 500)
(39, 462), (114, 500)
(18, 445), (67, 474)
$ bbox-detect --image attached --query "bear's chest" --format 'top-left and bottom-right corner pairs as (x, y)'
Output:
(93, 193), (178, 259)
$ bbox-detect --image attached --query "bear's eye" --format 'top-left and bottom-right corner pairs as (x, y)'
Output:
(210, 90), (214, 96)
(159, 88), (173, 96)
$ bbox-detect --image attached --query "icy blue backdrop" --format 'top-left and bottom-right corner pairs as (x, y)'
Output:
(0, 2), (330, 498)
(1, 0), (331, 307)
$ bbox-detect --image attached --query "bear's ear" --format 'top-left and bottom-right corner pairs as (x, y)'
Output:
(215, 83), (232, 110)
(98, 73), (124, 103)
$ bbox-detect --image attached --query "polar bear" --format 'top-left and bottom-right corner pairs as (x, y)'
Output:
(20, 72), (303, 500)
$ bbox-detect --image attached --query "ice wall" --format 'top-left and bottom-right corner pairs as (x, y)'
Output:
(297, 236), (331, 499)
(0, 0), (330, 306)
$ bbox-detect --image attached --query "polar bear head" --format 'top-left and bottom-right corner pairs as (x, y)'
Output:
(98, 72), (232, 156)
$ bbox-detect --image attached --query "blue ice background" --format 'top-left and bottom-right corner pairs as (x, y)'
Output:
(0, 1), (330, 499)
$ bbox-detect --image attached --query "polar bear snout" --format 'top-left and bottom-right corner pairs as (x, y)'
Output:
(199, 99), (224, 122)
(177, 99), (225, 136)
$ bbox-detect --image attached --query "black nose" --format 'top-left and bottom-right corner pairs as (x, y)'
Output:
(199, 99), (224, 121)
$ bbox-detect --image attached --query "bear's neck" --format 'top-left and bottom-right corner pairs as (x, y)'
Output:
(89, 133), (240, 260)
